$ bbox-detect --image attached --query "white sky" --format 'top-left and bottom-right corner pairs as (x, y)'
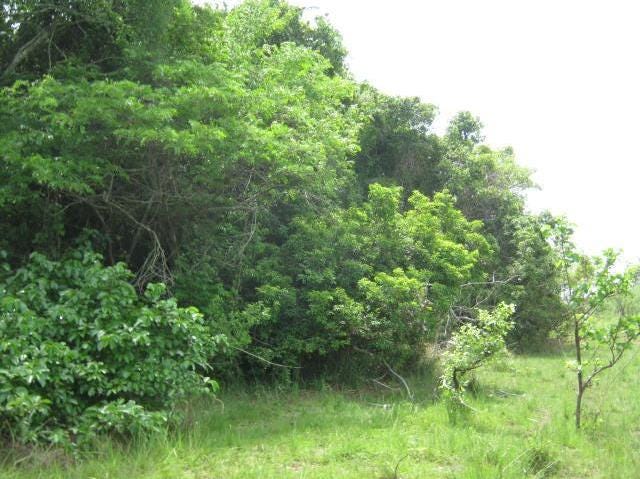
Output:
(212, 0), (640, 263)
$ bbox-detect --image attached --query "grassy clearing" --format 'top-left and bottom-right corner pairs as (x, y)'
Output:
(2, 349), (640, 479)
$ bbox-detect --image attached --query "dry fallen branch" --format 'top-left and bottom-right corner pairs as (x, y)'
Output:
(353, 347), (414, 402)
(230, 346), (302, 370)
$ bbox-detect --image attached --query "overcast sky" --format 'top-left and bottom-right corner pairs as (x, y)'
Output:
(213, 0), (640, 263)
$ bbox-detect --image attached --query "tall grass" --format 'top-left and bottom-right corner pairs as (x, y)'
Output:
(2, 348), (639, 478)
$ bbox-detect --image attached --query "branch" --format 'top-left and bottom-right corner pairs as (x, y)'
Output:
(230, 346), (301, 369)
(353, 346), (414, 401)
(584, 336), (634, 390)
(382, 358), (414, 402)
(76, 194), (172, 288)
(1, 24), (55, 80)
(459, 275), (517, 288)
(371, 379), (400, 391)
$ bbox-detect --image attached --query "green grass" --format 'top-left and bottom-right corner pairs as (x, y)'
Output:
(3, 349), (640, 478)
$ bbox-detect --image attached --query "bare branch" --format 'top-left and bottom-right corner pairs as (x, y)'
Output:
(1, 24), (55, 80)
(230, 346), (301, 369)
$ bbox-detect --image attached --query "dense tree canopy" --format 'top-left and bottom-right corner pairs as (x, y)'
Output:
(0, 0), (610, 444)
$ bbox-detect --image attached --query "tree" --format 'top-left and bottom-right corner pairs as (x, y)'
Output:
(0, 0), (365, 388)
(506, 212), (567, 348)
(0, 0), (184, 85)
(354, 87), (440, 195)
(552, 219), (640, 428)
(224, 0), (348, 75)
(0, 0), (575, 393)
(440, 302), (514, 414)
(0, 0), (360, 286)
(241, 183), (491, 372)
(354, 92), (538, 335)
(446, 111), (484, 146)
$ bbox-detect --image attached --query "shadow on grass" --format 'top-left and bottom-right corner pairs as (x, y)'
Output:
(512, 339), (574, 358)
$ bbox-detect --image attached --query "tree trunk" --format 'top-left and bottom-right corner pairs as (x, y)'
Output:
(576, 386), (583, 429)
(574, 318), (583, 429)
(452, 368), (460, 391)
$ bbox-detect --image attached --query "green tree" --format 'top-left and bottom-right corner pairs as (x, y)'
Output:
(354, 87), (440, 195)
(507, 212), (567, 348)
(243, 184), (491, 371)
(552, 220), (640, 428)
(0, 0), (567, 392)
(0, 0), (185, 85)
(440, 302), (514, 413)
(0, 0), (360, 286)
(224, 0), (347, 75)
(354, 91), (538, 336)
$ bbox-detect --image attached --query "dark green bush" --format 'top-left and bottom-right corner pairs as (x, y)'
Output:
(244, 184), (491, 371)
(0, 249), (221, 446)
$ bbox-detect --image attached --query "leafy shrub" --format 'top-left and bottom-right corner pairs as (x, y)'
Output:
(357, 268), (432, 365)
(440, 302), (514, 412)
(0, 249), (221, 446)
(244, 184), (491, 372)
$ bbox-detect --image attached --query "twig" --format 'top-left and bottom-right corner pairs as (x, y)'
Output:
(230, 346), (301, 369)
(353, 346), (414, 401)
(372, 379), (399, 391)
(459, 276), (517, 288)
(382, 359), (414, 402)
(393, 453), (409, 479)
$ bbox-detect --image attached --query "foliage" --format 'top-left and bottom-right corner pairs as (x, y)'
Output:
(357, 269), (432, 362)
(0, 0), (635, 455)
(602, 283), (640, 319)
(440, 302), (514, 410)
(354, 88), (541, 349)
(354, 87), (440, 194)
(0, 0), (359, 263)
(0, 0), (185, 85)
(0, 0), (544, 386)
(0, 248), (220, 446)
(0, 0), (365, 393)
(241, 183), (491, 371)
(507, 212), (567, 348)
(224, 0), (347, 75)
(355, 92), (533, 252)
(0, 0), (603, 442)
(551, 219), (640, 428)
(0, 0), (371, 393)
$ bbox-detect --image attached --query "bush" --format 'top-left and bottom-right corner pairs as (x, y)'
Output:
(244, 184), (491, 373)
(440, 302), (514, 413)
(357, 268), (433, 365)
(0, 249), (221, 446)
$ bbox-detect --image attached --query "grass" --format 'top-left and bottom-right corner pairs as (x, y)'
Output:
(2, 348), (640, 478)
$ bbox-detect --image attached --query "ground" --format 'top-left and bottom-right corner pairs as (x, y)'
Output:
(2, 348), (639, 478)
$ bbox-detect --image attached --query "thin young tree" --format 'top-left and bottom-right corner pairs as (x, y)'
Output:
(552, 219), (640, 429)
